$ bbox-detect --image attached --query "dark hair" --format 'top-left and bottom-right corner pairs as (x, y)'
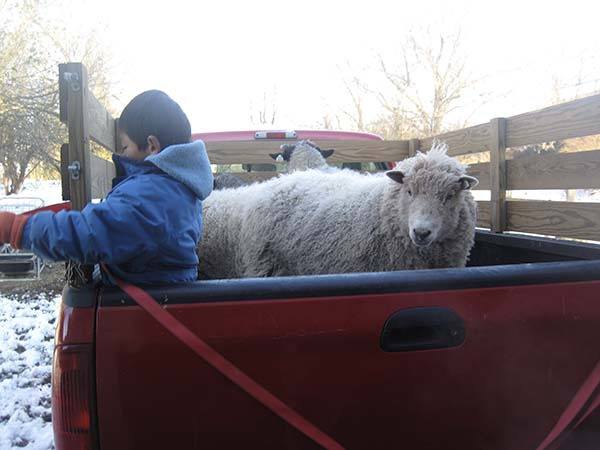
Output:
(118, 90), (191, 151)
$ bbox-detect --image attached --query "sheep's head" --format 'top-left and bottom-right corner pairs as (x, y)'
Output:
(386, 143), (478, 247)
(269, 140), (334, 170)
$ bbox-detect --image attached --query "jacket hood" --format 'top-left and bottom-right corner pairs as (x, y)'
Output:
(112, 140), (213, 200)
(147, 140), (213, 199)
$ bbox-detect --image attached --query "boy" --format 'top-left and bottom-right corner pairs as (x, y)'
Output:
(0, 90), (213, 284)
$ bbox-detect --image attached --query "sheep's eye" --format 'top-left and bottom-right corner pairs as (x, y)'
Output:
(407, 189), (412, 196)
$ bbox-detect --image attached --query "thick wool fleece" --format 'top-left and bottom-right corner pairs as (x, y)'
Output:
(199, 144), (477, 279)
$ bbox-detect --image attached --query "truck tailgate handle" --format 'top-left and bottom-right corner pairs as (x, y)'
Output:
(380, 307), (466, 352)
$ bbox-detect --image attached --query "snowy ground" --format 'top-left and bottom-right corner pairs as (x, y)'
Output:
(0, 293), (59, 450)
(1, 181), (63, 450)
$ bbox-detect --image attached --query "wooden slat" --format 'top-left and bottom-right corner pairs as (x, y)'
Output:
(420, 123), (491, 156)
(87, 92), (117, 152)
(506, 94), (600, 147)
(205, 140), (409, 164)
(507, 149), (600, 190)
(466, 162), (490, 190)
(90, 154), (116, 199)
(490, 118), (507, 232)
(477, 201), (490, 228)
(60, 63), (91, 211)
(507, 201), (600, 241)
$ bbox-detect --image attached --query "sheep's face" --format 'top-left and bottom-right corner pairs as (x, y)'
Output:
(387, 167), (478, 247)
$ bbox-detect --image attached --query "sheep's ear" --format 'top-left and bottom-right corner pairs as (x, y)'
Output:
(459, 175), (479, 190)
(320, 149), (334, 159)
(386, 170), (405, 184)
(269, 153), (281, 161)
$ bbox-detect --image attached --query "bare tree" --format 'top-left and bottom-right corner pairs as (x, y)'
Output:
(339, 68), (367, 131)
(0, 0), (116, 194)
(377, 29), (472, 137)
(249, 90), (278, 126)
(331, 29), (479, 140)
(319, 113), (342, 130)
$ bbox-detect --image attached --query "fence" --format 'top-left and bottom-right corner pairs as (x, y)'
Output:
(59, 62), (600, 243)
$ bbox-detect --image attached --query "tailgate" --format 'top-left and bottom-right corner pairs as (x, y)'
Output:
(95, 260), (600, 450)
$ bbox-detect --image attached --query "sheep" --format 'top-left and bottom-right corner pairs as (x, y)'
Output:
(269, 139), (335, 172)
(213, 173), (249, 190)
(198, 142), (478, 279)
(212, 140), (333, 192)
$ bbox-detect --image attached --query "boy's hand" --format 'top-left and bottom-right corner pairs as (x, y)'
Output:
(0, 212), (29, 249)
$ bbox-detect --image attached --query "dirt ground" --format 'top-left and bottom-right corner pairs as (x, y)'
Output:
(0, 263), (67, 296)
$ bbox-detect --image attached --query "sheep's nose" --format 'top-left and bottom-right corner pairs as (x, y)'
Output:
(413, 228), (432, 241)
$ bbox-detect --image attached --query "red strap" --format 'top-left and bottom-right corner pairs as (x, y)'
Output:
(104, 265), (345, 450)
(10, 214), (30, 249)
(536, 359), (600, 450)
(29, 201), (71, 214)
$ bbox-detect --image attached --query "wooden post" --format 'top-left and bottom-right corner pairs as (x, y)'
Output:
(59, 63), (92, 211)
(408, 138), (420, 158)
(59, 63), (93, 286)
(489, 118), (507, 232)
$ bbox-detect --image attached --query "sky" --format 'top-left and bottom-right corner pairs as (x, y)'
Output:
(44, 0), (600, 133)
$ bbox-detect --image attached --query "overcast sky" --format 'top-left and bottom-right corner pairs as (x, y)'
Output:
(48, 0), (600, 133)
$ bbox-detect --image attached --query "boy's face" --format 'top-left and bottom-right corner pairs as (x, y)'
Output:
(119, 132), (161, 161)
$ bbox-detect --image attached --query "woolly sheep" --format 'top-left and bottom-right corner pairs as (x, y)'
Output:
(269, 139), (335, 172)
(198, 143), (478, 279)
(213, 173), (249, 190)
(212, 140), (333, 192)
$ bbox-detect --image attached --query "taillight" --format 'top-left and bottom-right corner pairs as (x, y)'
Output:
(254, 130), (297, 139)
(52, 344), (97, 450)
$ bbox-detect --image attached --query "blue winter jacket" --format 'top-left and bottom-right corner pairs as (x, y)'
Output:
(20, 141), (213, 285)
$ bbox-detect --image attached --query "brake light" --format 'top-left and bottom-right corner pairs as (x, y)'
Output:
(254, 130), (297, 139)
(52, 344), (97, 450)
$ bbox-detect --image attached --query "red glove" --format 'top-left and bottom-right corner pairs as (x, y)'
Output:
(0, 212), (30, 249)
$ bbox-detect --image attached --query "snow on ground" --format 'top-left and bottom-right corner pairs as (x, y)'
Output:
(0, 293), (59, 450)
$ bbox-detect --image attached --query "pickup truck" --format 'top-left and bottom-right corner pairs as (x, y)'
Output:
(51, 64), (600, 450)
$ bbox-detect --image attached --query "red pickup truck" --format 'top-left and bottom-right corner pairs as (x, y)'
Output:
(50, 132), (600, 450)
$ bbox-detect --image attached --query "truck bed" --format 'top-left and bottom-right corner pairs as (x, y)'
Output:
(60, 231), (600, 450)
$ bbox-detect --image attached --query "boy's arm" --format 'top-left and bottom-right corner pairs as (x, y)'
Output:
(18, 188), (163, 264)
(0, 212), (29, 248)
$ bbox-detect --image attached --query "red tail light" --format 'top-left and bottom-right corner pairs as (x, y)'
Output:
(52, 344), (97, 450)
(254, 130), (297, 139)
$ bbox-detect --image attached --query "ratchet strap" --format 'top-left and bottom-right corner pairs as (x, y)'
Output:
(102, 263), (345, 450)
(536, 359), (600, 450)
